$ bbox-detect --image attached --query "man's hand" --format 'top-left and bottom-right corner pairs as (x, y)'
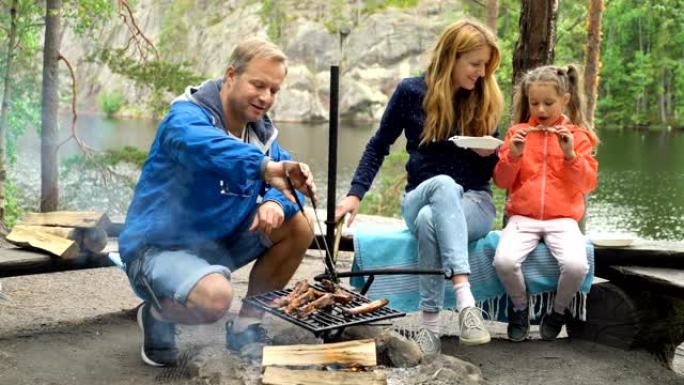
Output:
(335, 195), (361, 226)
(264, 160), (317, 203)
(249, 201), (285, 236)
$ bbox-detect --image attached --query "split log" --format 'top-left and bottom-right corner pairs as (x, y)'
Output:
(262, 367), (386, 385)
(12, 225), (77, 240)
(19, 211), (110, 229)
(81, 227), (108, 253)
(6, 226), (79, 259)
(11, 224), (108, 253)
(262, 339), (376, 368)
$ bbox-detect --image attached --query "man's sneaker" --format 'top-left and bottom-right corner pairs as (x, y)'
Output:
(458, 307), (491, 345)
(137, 303), (178, 367)
(412, 328), (441, 357)
(507, 305), (530, 342)
(226, 320), (273, 358)
(540, 310), (567, 341)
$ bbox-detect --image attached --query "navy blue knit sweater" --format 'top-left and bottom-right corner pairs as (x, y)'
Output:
(348, 76), (499, 199)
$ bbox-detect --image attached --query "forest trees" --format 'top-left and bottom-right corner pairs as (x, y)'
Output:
(598, 0), (684, 127)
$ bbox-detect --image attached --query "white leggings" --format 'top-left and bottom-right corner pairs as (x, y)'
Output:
(493, 215), (589, 313)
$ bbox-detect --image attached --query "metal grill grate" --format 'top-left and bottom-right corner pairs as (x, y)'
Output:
(243, 283), (404, 336)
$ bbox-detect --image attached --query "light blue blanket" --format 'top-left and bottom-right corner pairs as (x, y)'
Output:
(350, 226), (594, 322)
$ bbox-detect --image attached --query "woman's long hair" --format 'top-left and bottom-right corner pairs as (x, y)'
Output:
(421, 19), (503, 145)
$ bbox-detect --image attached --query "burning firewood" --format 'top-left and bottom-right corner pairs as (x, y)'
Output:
(343, 298), (389, 316)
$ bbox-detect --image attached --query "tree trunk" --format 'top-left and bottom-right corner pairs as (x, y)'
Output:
(41, 0), (61, 212)
(0, 0), (19, 224)
(487, 0), (498, 32)
(512, 0), (559, 85)
(584, 0), (604, 128)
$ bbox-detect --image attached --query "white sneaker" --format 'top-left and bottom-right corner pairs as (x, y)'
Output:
(412, 328), (441, 357)
(458, 307), (491, 345)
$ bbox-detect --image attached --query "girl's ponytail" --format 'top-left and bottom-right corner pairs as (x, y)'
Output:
(565, 65), (598, 146)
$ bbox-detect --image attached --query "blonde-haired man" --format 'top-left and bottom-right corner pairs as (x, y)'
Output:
(119, 38), (315, 366)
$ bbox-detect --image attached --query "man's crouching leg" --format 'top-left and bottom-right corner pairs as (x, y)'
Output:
(226, 211), (314, 356)
(131, 249), (234, 367)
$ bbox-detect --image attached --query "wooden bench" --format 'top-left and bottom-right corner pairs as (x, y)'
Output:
(566, 242), (684, 368)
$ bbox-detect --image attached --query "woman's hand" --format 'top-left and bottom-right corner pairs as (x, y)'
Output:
(335, 195), (361, 226)
(508, 128), (529, 159)
(554, 125), (576, 160)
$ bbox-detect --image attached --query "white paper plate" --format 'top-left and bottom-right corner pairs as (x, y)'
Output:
(449, 135), (503, 150)
(590, 234), (635, 247)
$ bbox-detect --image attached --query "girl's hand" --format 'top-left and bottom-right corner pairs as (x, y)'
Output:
(554, 125), (575, 160)
(508, 128), (528, 159)
(335, 195), (361, 226)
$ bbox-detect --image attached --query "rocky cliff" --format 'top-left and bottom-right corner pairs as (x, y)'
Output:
(63, 0), (463, 122)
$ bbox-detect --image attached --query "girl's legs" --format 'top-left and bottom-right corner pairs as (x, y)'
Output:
(542, 218), (589, 314)
(493, 215), (542, 310)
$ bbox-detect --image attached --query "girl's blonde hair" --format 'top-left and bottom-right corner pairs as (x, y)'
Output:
(512, 64), (599, 146)
(421, 19), (503, 145)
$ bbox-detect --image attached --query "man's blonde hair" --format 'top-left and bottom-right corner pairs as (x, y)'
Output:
(227, 38), (288, 75)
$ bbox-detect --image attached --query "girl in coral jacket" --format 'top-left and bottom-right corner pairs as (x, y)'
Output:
(493, 64), (599, 342)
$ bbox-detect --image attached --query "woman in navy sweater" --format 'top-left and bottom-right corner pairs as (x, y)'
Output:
(335, 19), (503, 354)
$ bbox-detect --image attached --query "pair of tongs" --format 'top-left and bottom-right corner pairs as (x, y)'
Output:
(286, 173), (339, 283)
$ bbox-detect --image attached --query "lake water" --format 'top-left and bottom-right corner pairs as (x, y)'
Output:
(13, 115), (684, 241)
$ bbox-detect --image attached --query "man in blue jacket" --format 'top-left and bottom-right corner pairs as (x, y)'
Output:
(118, 38), (316, 367)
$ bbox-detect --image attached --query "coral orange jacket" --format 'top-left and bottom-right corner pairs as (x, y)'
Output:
(494, 116), (598, 222)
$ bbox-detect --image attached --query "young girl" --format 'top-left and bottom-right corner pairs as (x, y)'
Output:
(493, 64), (599, 342)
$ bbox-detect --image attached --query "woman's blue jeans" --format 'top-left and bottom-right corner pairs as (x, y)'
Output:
(401, 175), (496, 312)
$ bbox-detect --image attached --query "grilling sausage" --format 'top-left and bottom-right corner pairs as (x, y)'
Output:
(343, 298), (389, 316)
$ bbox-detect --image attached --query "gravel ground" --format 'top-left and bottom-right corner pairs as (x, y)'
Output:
(0, 250), (682, 385)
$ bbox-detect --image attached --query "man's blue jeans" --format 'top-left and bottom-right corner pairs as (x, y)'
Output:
(401, 175), (496, 312)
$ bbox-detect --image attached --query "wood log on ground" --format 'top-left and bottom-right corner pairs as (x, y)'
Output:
(567, 281), (684, 368)
(6, 227), (79, 259)
(11, 224), (108, 254)
(261, 367), (386, 385)
(262, 339), (376, 368)
(81, 227), (108, 253)
(19, 211), (110, 229)
(12, 225), (78, 240)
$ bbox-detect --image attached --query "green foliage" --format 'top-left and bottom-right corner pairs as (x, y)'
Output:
(361, 0), (419, 14)
(358, 150), (408, 218)
(63, 146), (148, 170)
(158, 0), (192, 59)
(258, 0), (287, 42)
(98, 91), (125, 118)
(598, 0), (684, 128)
(4, 180), (24, 228)
(94, 48), (205, 116)
(63, 0), (114, 36)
